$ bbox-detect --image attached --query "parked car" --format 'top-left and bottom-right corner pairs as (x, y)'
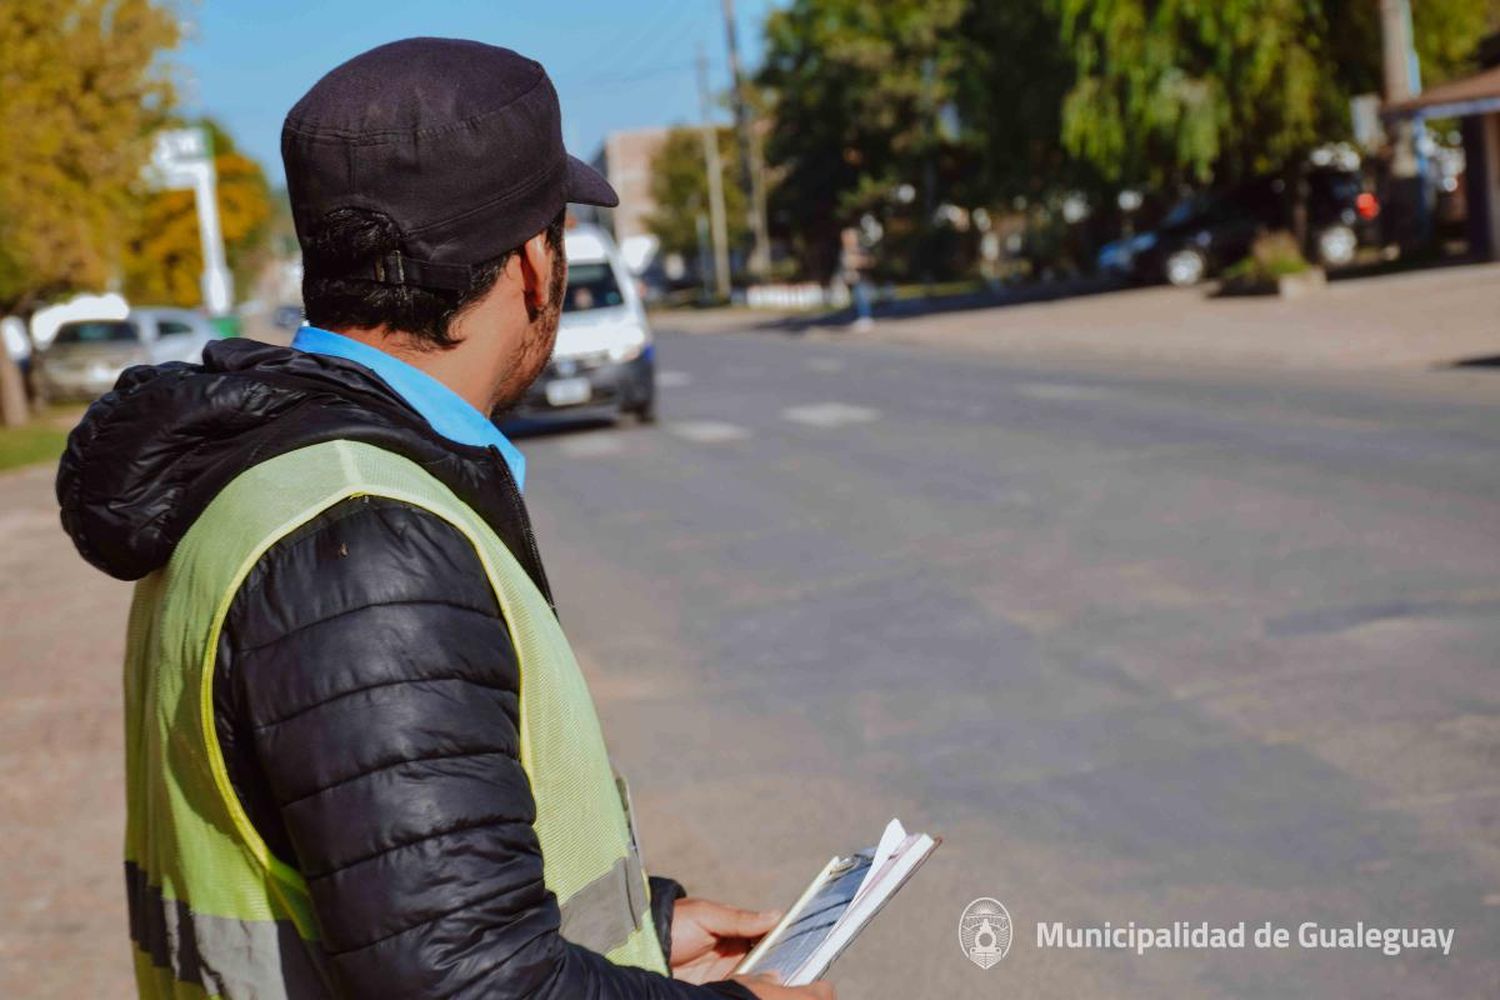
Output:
(1097, 231), (1158, 280)
(37, 307), (218, 400)
(513, 224), (656, 422)
(1100, 170), (1381, 286)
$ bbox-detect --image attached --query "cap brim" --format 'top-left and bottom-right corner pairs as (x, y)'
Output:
(565, 155), (619, 208)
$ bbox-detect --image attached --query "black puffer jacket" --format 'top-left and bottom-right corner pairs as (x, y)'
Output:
(58, 339), (755, 1000)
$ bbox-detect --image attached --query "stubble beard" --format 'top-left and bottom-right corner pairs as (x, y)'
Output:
(493, 255), (567, 412)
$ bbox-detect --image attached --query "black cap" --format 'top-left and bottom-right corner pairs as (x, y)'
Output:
(282, 37), (617, 290)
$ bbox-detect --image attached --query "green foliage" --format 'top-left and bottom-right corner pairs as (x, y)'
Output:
(0, 0), (179, 314)
(1222, 230), (1311, 284)
(724, 0), (1500, 279)
(1414, 0), (1500, 83)
(1055, 0), (1327, 187)
(951, 0), (1092, 205)
(756, 0), (967, 278)
(1054, 0), (1499, 189)
(644, 127), (747, 260)
(123, 120), (274, 308)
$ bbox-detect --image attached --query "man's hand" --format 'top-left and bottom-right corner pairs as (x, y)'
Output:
(730, 973), (836, 999)
(668, 899), (781, 984)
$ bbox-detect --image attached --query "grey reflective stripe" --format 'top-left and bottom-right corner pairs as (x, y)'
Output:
(127, 863), (330, 999)
(557, 854), (650, 956)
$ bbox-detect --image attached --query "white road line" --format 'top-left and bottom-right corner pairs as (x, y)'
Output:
(657, 369), (693, 388)
(1014, 382), (1121, 401)
(805, 357), (846, 373)
(668, 420), (752, 443)
(556, 434), (628, 458)
(781, 402), (881, 428)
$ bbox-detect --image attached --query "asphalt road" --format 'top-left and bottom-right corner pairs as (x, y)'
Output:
(515, 328), (1500, 999)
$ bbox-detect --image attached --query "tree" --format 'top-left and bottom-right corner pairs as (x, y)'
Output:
(951, 0), (1091, 208)
(0, 0), (178, 426)
(756, 0), (967, 279)
(1056, 0), (1321, 189)
(1412, 0), (1500, 84)
(0, 0), (179, 315)
(644, 126), (746, 263)
(1053, 0), (1500, 191)
(123, 121), (274, 308)
(751, 0), (1499, 281)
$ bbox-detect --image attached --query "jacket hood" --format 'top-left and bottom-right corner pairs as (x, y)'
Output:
(56, 338), (542, 585)
(58, 339), (405, 579)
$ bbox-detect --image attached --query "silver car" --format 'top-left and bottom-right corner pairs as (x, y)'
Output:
(37, 307), (218, 400)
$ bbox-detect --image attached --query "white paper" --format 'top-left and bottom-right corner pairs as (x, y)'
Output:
(735, 817), (938, 985)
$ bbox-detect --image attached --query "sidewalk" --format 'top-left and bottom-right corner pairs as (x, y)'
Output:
(0, 463), (132, 997)
(656, 262), (1500, 374)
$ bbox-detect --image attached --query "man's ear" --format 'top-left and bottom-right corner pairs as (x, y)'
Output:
(519, 229), (556, 313)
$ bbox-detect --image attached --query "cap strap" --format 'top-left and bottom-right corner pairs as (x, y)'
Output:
(370, 252), (476, 291)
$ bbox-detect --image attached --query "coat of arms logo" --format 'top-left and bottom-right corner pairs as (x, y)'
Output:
(959, 897), (1012, 969)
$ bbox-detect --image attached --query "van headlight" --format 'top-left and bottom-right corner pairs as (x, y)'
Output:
(606, 328), (647, 363)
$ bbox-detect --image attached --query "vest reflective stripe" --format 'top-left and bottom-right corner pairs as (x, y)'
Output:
(127, 863), (328, 1000)
(559, 854), (650, 956)
(125, 440), (668, 998)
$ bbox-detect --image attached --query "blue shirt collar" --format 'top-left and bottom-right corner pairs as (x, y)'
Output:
(290, 326), (526, 491)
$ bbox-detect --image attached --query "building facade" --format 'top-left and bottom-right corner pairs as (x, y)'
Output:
(591, 127), (672, 243)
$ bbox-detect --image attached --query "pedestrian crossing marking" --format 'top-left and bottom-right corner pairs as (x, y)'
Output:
(668, 420), (752, 443)
(781, 402), (880, 427)
(1014, 382), (1120, 401)
(556, 434), (627, 458)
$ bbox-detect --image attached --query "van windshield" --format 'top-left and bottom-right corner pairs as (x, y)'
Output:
(54, 321), (139, 345)
(564, 262), (625, 313)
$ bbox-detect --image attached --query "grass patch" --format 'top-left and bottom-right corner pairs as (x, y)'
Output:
(1221, 230), (1313, 284)
(0, 412), (73, 472)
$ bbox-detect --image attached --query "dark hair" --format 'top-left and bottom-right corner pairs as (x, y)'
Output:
(301, 207), (566, 348)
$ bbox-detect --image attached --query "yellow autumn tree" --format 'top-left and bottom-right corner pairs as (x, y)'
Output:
(0, 0), (178, 314)
(0, 0), (178, 425)
(123, 122), (274, 308)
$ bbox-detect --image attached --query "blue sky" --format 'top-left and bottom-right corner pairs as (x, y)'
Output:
(176, 1), (780, 186)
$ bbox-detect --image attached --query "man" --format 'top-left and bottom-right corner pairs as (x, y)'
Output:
(58, 38), (830, 1000)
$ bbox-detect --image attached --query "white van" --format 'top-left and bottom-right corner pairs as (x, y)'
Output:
(520, 223), (656, 422)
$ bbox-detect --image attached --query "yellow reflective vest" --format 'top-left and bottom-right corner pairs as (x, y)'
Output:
(124, 439), (667, 998)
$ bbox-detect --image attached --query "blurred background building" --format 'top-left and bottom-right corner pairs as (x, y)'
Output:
(593, 127), (672, 246)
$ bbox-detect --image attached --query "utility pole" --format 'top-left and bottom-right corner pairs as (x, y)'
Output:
(697, 45), (732, 301)
(1379, 0), (1427, 244)
(721, 0), (771, 279)
(1378, 0), (1421, 103)
(920, 56), (937, 292)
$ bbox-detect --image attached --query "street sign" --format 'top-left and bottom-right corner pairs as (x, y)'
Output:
(149, 129), (209, 182)
(145, 128), (233, 315)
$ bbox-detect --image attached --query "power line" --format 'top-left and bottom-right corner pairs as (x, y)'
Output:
(558, 60), (700, 92)
(557, 3), (696, 99)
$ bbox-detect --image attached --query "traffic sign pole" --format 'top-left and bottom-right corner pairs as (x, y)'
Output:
(148, 128), (234, 315)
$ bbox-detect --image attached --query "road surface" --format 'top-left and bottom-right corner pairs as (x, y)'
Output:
(523, 327), (1500, 998)
(3, 325), (1499, 998)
